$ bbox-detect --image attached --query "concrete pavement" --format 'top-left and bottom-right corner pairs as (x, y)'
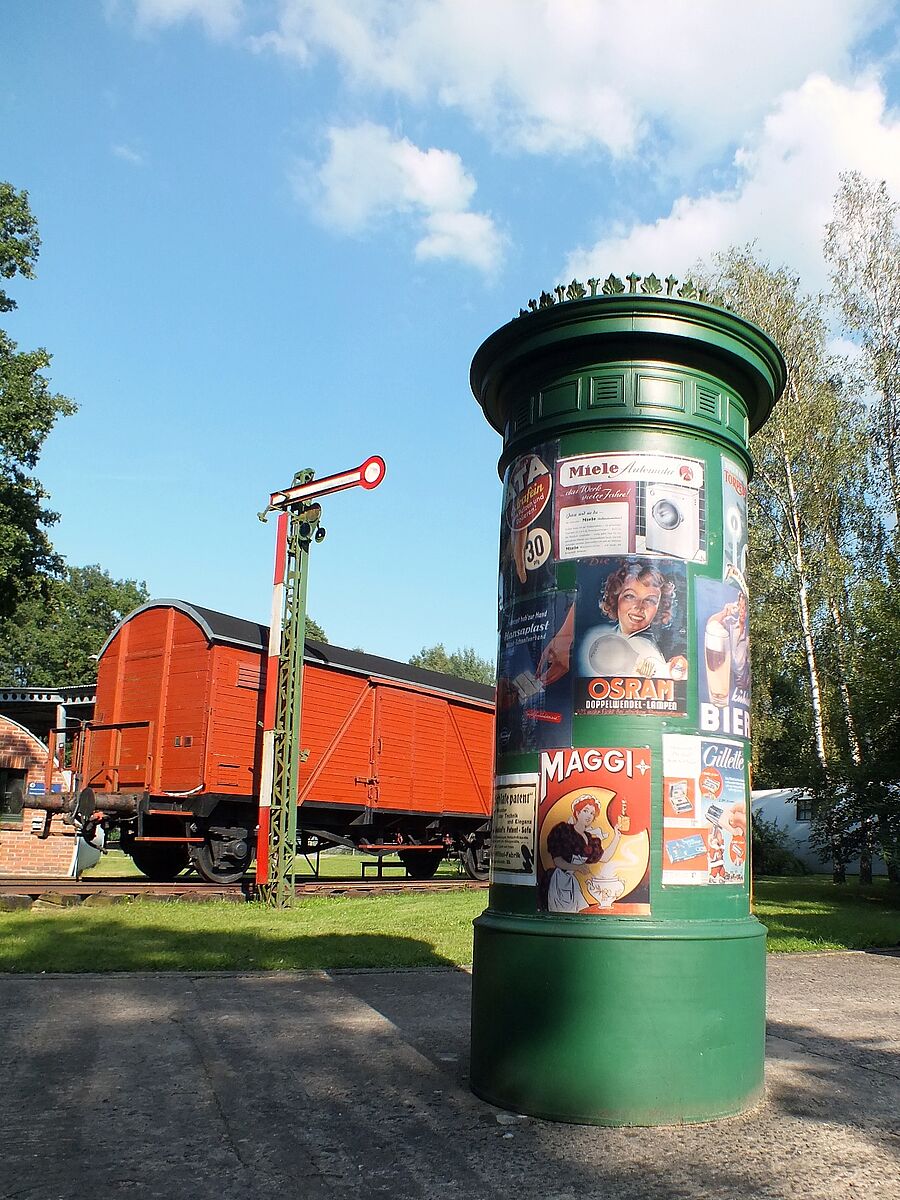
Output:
(1, 952), (897, 1199)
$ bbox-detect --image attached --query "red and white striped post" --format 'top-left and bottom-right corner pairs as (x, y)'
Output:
(255, 510), (289, 885)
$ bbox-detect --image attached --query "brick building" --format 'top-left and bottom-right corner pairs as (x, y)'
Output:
(0, 693), (93, 877)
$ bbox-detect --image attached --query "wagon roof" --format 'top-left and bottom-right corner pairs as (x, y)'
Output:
(101, 599), (496, 706)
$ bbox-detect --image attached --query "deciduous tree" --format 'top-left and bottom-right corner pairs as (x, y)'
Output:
(0, 182), (75, 616)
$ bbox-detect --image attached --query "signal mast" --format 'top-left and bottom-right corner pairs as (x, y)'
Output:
(256, 456), (386, 907)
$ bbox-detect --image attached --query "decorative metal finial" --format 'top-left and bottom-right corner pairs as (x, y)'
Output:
(514, 272), (730, 320)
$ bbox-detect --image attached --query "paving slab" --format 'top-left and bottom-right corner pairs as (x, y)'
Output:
(1, 953), (897, 1200)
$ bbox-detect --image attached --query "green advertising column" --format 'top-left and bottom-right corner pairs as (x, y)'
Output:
(469, 277), (786, 1126)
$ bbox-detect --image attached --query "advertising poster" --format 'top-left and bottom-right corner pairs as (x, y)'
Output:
(662, 734), (748, 885)
(721, 457), (749, 590)
(537, 747), (651, 914)
(555, 451), (707, 564)
(497, 593), (574, 753)
(696, 577), (751, 739)
(499, 442), (557, 608)
(491, 774), (538, 885)
(573, 557), (689, 716)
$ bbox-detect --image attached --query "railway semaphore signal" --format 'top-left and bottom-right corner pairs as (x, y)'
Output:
(256, 457), (386, 907)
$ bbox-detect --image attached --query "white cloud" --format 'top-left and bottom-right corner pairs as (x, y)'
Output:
(415, 211), (504, 273)
(112, 143), (145, 165)
(257, 0), (887, 161)
(561, 75), (900, 294)
(298, 122), (504, 271)
(130, 0), (243, 38)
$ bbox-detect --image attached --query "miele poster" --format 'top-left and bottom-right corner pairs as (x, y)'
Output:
(496, 593), (574, 753)
(555, 452), (707, 564)
(573, 557), (689, 716)
(695, 577), (751, 739)
(537, 747), (651, 915)
(491, 774), (538, 885)
(499, 442), (558, 608)
(721, 457), (749, 590)
(661, 735), (748, 886)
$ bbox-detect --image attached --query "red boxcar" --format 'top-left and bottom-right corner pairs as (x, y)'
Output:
(78, 600), (494, 882)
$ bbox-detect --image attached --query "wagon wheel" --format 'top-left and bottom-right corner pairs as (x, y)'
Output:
(461, 837), (490, 882)
(130, 842), (190, 882)
(191, 836), (252, 885)
(397, 849), (443, 880)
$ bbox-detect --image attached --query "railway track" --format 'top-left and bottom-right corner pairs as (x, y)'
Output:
(0, 875), (489, 902)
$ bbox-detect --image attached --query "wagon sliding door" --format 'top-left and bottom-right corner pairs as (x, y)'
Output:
(373, 683), (491, 818)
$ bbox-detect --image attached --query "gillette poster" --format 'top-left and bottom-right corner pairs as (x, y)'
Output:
(497, 593), (574, 753)
(499, 443), (557, 608)
(555, 451), (707, 564)
(661, 735), (748, 886)
(696, 577), (751, 740)
(573, 557), (689, 716)
(537, 747), (651, 915)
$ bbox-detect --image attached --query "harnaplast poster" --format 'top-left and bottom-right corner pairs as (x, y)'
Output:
(696, 576), (750, 739)
(555, 451), (707, 564)
(499, 442), (557, 607)
(497, 593), (574, 753)
(537, 747), (651, 915)
(661, 734), (748, 886)
(572, 557), (689, 716)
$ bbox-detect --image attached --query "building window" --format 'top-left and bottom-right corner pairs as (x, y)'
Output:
(0, 770), (26, 826)
(796, 796), (814, 822)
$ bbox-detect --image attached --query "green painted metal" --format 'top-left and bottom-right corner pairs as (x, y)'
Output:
(257, 493), (320, 909)
(469, 286), (785, 1124)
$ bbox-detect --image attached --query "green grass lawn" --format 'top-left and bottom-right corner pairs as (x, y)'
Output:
(83, 848), (465, 880)
(0, 876), (896, 974)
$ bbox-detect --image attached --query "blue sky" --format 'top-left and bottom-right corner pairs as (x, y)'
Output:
(3, 0), (900, 662)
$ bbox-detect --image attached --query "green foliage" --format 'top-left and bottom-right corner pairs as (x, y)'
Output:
(0, 565), (148, 686)
(751, 812), (807, 876)
(0, 182), (76, 617)
(305, 615), (327, 642)
(409, 642), (495, 685)
(0, 181), (40, 313)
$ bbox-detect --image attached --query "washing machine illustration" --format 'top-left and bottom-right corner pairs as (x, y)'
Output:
(644, 483), (701, 559)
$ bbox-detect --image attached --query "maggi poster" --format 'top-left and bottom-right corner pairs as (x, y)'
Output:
(537, 747), (651, 915)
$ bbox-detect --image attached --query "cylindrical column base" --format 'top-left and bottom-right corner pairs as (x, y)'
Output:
(470, 910), (766, 1125)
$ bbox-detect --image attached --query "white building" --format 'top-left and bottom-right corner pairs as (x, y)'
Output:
(751, 789), (888, 876)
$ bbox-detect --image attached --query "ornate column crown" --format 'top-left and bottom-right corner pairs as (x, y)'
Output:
(517, 273), (727, 318)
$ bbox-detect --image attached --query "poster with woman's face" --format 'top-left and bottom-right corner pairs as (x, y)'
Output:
(573, 557), (689, 717)
(536, 746), (651, 915)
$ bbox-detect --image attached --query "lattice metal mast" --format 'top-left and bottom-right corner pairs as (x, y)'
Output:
(255, 458), (386, 907)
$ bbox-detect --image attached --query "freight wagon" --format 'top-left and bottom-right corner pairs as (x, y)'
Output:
(39, 601), (495, 883)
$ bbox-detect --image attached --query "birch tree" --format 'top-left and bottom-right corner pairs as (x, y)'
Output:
(696, 248), (876, 879)
(824, 171), (900, 534)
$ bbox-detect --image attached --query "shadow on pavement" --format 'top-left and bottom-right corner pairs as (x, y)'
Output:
(1, 954), (898, 1199)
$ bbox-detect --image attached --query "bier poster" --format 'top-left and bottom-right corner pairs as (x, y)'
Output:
(497, 593), (574, 753)
(662, 735), (748, 886)
(499, 442), (557, 608)
(695, 577), (750, 740)
(537, 747), (651, 915)
(573, 557), (688, 716)
(491, 774), (538, 885)
(555, 451), (706, 564)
